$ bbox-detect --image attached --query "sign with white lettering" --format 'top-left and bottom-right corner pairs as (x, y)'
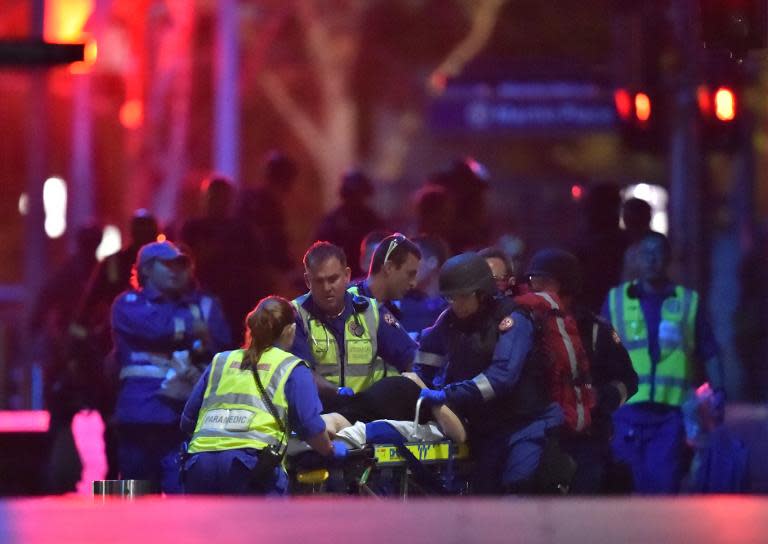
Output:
(428, 81), (616, 134)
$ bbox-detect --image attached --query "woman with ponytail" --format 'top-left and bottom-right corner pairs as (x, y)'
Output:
(180, 295), (345, 494)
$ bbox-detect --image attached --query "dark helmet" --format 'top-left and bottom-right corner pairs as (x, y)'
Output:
(526, 248), (582, 296)
(439, 252), (496, 297)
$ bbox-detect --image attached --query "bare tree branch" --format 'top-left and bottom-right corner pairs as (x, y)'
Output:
(257, 70), (326, 160)
(428, 0), (508, 93)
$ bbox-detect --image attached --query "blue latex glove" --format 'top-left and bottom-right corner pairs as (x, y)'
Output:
(419, 388), (446, 405)
(332, 441), (348, 460)
(337, 386), (355, 397)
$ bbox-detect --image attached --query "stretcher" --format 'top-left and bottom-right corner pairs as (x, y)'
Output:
(288, 398), (471, 497)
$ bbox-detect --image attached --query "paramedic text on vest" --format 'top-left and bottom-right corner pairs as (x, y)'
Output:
(603, 231), (725, 494)
(111, 241), (233, 493)
(417, 252), (564, 494)
(181, 296), (344, 495)
(290, 242), (417, 409)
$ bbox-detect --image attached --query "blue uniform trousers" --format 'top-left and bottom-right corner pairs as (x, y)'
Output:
(117, 424), (186, 494)
(183, 449), (288, 495)
(611, 404), (686, 494)
(471, 419), (551, 495)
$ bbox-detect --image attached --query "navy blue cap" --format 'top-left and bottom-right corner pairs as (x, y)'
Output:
(137, 241), (189, 268)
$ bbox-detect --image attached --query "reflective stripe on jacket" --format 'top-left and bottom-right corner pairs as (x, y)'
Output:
(292, 293), (382, 392)
(608, 282), (698, 406)
(188, 347), (304, 454)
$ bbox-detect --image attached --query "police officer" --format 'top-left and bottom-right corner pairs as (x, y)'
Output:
(181, 296), (345, 495)
(111, 241), (232, 492)
(291, 242), (417, 410)
(348, 233), (421, 320)
(416, 253), (564, 494)
(603, 231), (725, 494)
(525, 248), (638, 494)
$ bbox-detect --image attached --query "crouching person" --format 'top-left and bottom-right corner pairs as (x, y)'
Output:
(181, 296), (345, 495)
(417, 253), (566, 495)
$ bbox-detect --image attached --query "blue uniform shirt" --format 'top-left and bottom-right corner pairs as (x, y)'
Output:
(398, 290), (448, 341)
(437, 310), (534, 410)
(290, 291), (417, 372)
(181, 358), (325, 441)
(111, 285), (232, 425)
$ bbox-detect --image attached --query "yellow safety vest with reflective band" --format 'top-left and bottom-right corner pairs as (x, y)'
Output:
(188, 347), (305, 454)
(292, 293), (383, 393)
(607, 282), (698, 407)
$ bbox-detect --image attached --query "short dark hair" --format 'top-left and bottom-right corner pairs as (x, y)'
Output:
(478, 247), (513, 275)
(369, 234), (421, 275)
(264, 150), (298, 186)
(412, 234), (450, 266)
(622, 198), (652, 230)
(303, 241), (347, 271)
(359, 229), (393, 257)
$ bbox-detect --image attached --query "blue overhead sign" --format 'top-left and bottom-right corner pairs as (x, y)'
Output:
(428, 81), (617, 135)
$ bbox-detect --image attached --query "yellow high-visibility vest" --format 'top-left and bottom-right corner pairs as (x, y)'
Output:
(607, 282), (698, 406)
(292, 293), (387, 392)
(188, 347), (304, 453)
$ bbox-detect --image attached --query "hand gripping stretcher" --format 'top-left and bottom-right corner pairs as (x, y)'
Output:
(288, 397), (471, 497)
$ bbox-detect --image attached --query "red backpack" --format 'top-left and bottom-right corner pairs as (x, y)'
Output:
(514, 291), (595, 433)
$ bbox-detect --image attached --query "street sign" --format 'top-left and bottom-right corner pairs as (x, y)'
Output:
(429, 81), (616, 135)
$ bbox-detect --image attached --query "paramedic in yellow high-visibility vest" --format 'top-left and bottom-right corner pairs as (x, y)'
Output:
(603, 231), (725, 494)
(181, 296), (347, 495)
(291, 242), (417, 411)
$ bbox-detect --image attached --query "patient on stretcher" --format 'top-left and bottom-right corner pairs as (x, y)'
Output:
(320, 373), (467, 448)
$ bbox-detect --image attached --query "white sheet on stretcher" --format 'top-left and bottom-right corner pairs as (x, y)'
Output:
(335, 420), (446, 448)
(286, 420), (447, 456)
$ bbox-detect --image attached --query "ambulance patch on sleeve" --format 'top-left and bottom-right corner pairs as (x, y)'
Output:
(499, 316), (514, 332)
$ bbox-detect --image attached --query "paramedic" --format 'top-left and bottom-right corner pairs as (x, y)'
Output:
(181, 296), (346, 494)
(291, 242), (417, 410)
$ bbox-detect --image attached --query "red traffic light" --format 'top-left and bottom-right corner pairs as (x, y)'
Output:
(614, 89), (632, 121)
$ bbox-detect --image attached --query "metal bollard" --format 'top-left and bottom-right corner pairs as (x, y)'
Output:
(92, 479), (159, 500)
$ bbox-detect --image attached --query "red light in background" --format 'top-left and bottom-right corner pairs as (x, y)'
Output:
(571, 184), (584, 200)
(156, 233), (167, 242)
(614, 89), (632, 120)
(697, 85), (712, 116)
(429, 71), (448, 95)
(119, 99), (144, 129)
(45, 0), (95, 73)
(714, 86), (736, 122)
(635, 92), (651, 122)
